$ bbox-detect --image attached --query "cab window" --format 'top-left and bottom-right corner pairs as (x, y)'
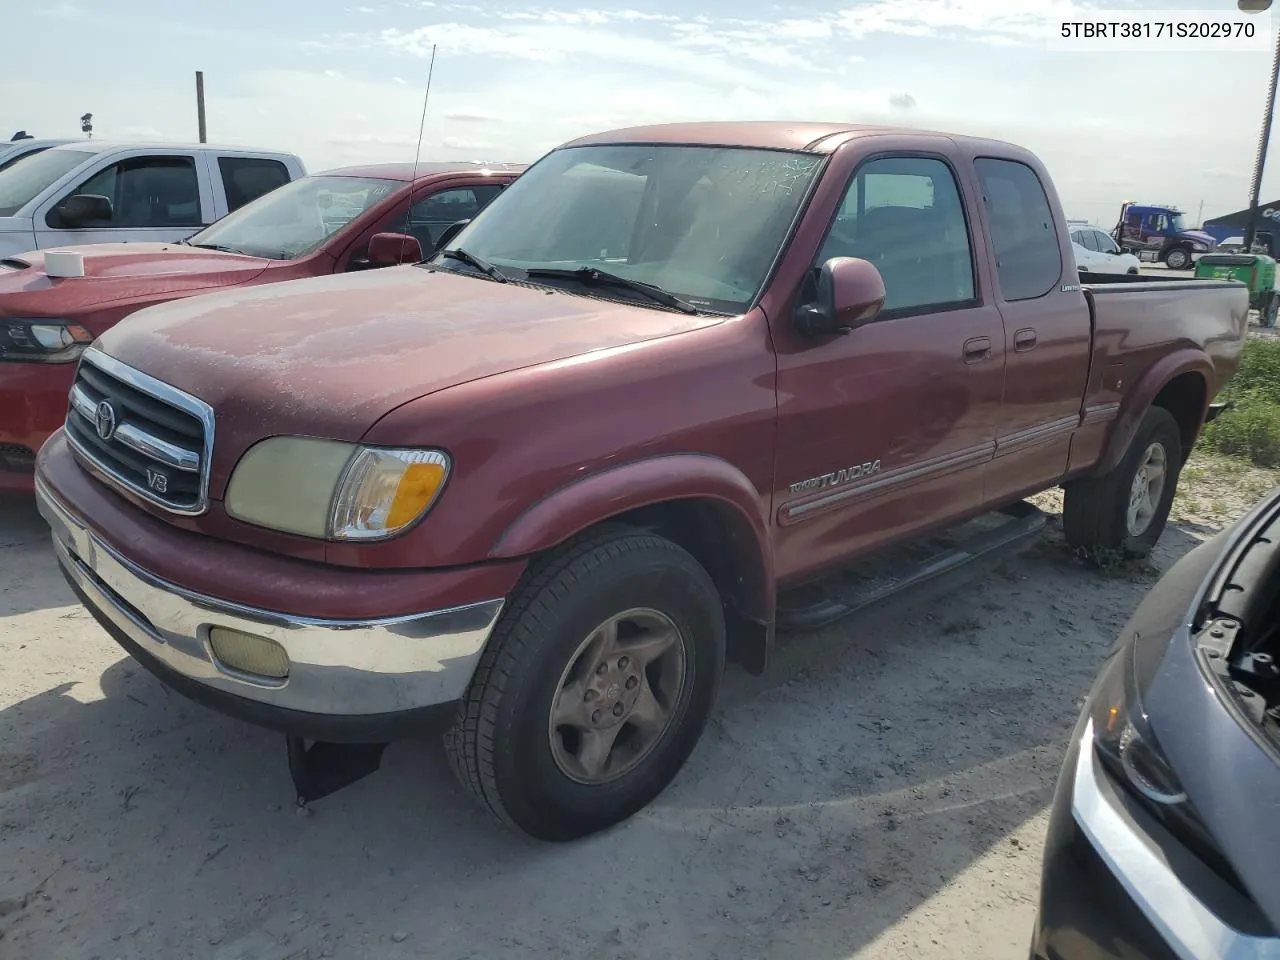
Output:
(815, 155), (976, 314)
(50, 155), (201, 229)
(974, 157), (1062, 302)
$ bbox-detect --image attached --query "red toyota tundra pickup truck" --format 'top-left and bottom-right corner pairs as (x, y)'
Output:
(0, 161), (521, 491)
(33, 122), (1247, 840)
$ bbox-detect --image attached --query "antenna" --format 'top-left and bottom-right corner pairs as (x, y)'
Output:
(401, 43), (438, 252)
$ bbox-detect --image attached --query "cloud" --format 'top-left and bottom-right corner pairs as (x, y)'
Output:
(37, 2), (84, 19)
(443, 109), (498, 123)
(889, 92), (917, 110)
(119, 125), (169, 141)
(833, 0), (1102, 47)
(442, 135), (494, 151)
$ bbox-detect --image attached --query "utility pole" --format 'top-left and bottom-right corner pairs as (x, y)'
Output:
(1242, 1), (1279, 251)
(195, 71), (207, 144)
(1197, 199), (1204, 226)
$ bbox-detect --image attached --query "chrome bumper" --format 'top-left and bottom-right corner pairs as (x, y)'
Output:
(37, 479), (504, 718)
(1071, 718), (1280, 960)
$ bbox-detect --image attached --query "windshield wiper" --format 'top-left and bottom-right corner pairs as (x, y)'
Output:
(439, 247), (507, 283)
(524, 267), (697, 314)
(185, 242), (242, 254)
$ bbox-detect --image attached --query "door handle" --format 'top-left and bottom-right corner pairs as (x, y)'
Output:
(962, 336), (992, 362)
(1014, 328), (1038, 352)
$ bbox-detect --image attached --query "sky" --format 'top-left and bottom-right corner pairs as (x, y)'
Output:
(4, 0), (1279, 226)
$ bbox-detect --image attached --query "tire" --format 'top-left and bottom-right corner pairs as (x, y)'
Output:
(444, 526), (726, 840)
(1164, 247), (1192, 270)
(1062, 406), (1183, 561)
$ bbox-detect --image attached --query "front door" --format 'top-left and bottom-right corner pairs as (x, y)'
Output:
(34, 151), (213, 249)
(770, 151), (1006, 583)
(970, 156), (1092, 506)
(336, 180), (508, 271)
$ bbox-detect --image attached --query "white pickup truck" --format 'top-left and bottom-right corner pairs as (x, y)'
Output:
(0, 141), (305, 259)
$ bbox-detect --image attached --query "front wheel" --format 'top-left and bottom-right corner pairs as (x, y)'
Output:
(1062, 406), (1183, 561)
(1164, 247), (1192, 270)
(444, 527), (725, 840)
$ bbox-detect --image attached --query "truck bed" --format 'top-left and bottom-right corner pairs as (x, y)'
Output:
(1077, 272), (1249, 450)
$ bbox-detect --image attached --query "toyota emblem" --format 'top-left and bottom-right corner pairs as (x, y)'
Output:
(94, 400), (117, 441)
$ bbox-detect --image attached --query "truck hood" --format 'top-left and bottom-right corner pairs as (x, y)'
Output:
(1181, 230), (1216, 247)
(0, 243), (272, 323)
(94, 265), (722, 488)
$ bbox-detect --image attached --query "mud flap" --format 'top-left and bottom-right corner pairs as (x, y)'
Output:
(286, 737), (389, 806)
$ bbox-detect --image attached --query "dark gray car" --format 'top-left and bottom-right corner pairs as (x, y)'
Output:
(1032, 489), (1280, 959)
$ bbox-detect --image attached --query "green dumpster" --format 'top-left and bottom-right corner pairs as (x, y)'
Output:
(1195, 252), (1279, 327)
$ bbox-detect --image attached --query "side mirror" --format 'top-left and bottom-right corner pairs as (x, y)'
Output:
(793, 257), (886, 336)
(367, 232), (424, 267)
(433, 218), (470, 252)
(54, 193), (112, 228)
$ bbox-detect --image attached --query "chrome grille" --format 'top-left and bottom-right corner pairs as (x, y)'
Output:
(64, 348), (214, 514)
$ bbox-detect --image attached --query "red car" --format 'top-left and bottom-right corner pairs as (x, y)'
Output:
(0, 161), (523, 491)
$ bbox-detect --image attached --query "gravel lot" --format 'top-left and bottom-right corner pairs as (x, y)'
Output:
(1, 453), (1275, 960)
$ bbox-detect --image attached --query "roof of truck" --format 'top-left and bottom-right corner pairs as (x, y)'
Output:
(562, 121), (1019, 154)
(317, 161), (526, 180)
(41, 140), (299, 156)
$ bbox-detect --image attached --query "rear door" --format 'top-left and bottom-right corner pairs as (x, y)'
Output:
(971, 156), (1092, 505)
(33, 149), (215, 248)
(210, 155), (294, 218)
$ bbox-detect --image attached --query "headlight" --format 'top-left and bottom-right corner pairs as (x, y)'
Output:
(1, 318), (94, 362)
(1091, 638), (1188, 805)
(1089, 627), (1238, 882)
(1192, 242), (1208, 251)
(225, 437), (450, 541)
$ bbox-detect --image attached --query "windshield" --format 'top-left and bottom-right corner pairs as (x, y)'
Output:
(189, 175), (401, 260)
(432, 144), (824, 312)
(0, 149), (93, 217)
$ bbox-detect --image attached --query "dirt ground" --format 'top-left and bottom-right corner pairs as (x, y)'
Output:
(2, 454), (1277, 960)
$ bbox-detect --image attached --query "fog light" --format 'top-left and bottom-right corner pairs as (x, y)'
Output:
(208, 626), (290, 681)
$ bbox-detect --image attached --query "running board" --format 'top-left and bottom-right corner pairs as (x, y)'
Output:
(775, 501), (1047, 632)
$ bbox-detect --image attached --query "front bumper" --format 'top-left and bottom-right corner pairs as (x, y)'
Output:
(1032, 716), (1279, 960)
(38, 476), (505, 739)
(0, 359), (75, 492)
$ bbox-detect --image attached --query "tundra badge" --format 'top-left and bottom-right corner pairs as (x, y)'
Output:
(790, 461), (881, 494)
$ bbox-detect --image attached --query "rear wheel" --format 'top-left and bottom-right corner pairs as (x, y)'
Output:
(444, 527), (725, 840)
(1063, 406), (1183, 561)
(1164, 247), (1192, 270)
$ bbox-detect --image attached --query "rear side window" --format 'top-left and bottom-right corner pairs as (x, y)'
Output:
(219, 156), (291, 212)
(58, 155), (201, 228)
(815, 155), (975, 314)
(974, 158), (1062, 301)
(406, 184), (504, 251)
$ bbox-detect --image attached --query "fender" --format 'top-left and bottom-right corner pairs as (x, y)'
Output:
(489, 453), (776, 624)
(1094, 348), (1214, 476)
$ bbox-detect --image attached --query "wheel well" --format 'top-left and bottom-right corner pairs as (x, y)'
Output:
(604, 498), (772, 674)
(1151, 372), (1207, 459)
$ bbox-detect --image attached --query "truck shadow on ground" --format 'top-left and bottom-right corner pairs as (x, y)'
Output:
(0, 493), (66, 618)
(0, 515), (1203, 960)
